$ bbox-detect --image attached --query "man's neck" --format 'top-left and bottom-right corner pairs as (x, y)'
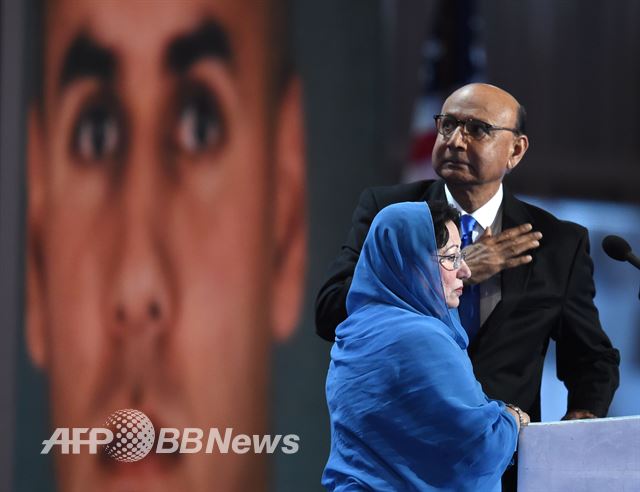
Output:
(446, 182), (502, 213)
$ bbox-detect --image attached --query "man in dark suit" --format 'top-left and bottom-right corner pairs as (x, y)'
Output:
(315, 83), (620, 489)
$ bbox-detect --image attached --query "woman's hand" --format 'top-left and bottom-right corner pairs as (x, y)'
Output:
(505, 404), (530, 430)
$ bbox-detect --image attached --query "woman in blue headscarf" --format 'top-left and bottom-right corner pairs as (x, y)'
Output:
(322, 201), (529, 492)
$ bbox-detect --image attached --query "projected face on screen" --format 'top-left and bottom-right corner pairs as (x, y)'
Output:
(26, 1), (305, 491)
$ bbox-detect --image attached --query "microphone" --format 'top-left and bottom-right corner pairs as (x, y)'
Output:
(602, 235), (640, 270)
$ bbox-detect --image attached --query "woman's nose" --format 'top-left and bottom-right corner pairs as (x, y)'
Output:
(457, 259), (471, 280)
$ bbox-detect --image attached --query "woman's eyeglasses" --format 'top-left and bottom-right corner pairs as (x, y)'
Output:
(437, 251), (467, 271)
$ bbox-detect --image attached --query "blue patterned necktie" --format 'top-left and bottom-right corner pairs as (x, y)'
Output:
(458, 215), (481, 341)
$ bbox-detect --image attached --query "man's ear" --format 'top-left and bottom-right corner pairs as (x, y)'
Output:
(26, 107), (48, 369)
(271, 77), (307, 342)
(507, 134), (529, 172)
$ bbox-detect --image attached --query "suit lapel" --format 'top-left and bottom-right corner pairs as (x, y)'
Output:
(421, 179), (446, 202)
(481, 187), (534, 332)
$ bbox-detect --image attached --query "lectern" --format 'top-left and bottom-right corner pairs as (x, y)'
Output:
(518, 416), (640, 491)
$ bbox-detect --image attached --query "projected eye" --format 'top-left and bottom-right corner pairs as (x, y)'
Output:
(175, 85), (224, 155)
(71, 104), (121, 163)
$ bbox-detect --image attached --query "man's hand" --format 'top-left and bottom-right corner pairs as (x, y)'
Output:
(463, 223), (542, 285)
(562, 409), (597, 420)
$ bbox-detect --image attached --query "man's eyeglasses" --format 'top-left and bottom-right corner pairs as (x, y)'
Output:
(434, 114), (520, 141)
(437, 250), (467, 271)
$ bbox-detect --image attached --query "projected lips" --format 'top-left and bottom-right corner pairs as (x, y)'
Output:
(103, 409), (155, 462)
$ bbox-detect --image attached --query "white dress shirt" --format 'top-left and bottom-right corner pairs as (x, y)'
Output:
(444, 184), (503, 326)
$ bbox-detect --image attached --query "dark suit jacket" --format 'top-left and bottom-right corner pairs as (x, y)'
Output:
(315, 179), (620, 421)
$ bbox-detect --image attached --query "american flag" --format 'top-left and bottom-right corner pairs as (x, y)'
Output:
(403, 0), (486, 183)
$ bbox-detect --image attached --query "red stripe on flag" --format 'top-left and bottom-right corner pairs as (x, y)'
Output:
(409, 131), (437, 162)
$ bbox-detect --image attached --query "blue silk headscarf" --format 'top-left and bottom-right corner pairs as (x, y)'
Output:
(322, 202), (517, 492)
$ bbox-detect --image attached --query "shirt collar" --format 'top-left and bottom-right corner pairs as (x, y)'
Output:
(444, 183), (503, 230)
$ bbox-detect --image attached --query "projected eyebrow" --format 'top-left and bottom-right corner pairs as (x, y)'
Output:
(58, 34), (116, 92)
(165, 20), (232, 74)
(57, 21), (231, 92)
